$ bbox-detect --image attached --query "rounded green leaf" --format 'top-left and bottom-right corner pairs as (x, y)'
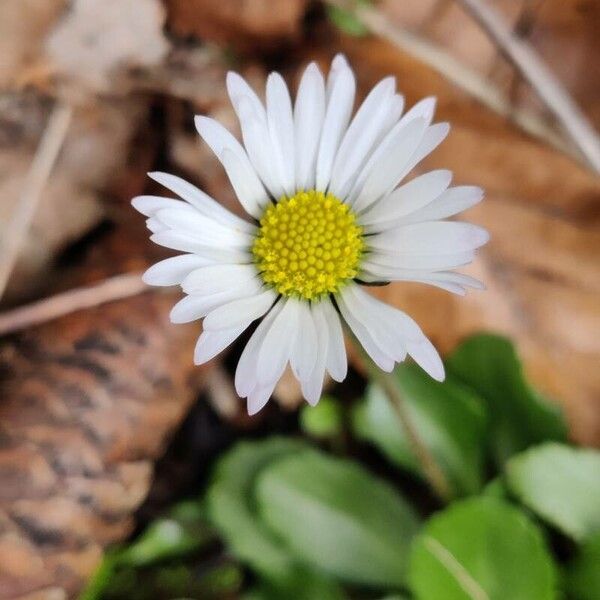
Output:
(409, 497), (557, 600)
(566, 534), (600, 600)
(446, 334), (567, 466)
(352, 363), (486, 496)
(205, 437), (305, 578)
(300, 395), (344, 439)
(256, 450), (420, 587)
(505, 442), (600, 541)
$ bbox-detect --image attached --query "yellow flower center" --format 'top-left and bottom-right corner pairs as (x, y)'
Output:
(252, 190), (364, 301)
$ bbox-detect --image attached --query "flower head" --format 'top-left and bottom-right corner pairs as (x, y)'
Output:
(133, 55), (489, 414)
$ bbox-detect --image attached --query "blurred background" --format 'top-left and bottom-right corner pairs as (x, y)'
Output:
(0, 1), (599, 599)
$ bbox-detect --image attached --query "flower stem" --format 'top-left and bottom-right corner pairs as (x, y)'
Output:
(347, 330), (453, 503)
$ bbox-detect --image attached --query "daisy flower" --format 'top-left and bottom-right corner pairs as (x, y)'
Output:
(132, 55), (489, 415)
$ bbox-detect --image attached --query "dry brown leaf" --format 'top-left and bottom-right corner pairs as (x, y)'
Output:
(0, 0), (66, 90)
(381, 0), (600, 127)
(45, 0), (170, 95)
(0, 95), (150, 303)
(0, 221), (202, 598)
(165, 0), (309, 52)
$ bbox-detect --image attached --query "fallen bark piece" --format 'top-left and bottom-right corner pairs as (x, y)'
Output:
(0, 290), (200, 598)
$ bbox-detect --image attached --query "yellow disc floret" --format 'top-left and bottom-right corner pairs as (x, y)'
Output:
(252, 190), (364, 301)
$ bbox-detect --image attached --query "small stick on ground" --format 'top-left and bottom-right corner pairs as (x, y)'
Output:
(0, 102), (73, 299)
(0, 272), (149, 336)
(456, 0), (600, 174)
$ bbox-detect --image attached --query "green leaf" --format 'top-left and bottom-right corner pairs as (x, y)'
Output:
(300, 395), (344, 439)
(481, 477), (508, 499)
(409, 497), (558, 600)
(120, 500), (213, 567)
(566, 533), (600, 600)
(245, 567), (346, 600)
(352, 363), (487, 496)
(326, 4), (369, 37)
(446, 334), (567, 466)
(205, 437), (306, 579)
(505, 442), (600, 541)
(256, 449), (420, 588)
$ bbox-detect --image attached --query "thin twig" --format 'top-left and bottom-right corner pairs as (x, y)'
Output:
(0, 272), (149, 336)
(456, 0), (600, 174)
(347, 328), (452, 503)
(0, 102), (73, 299)
(324, 0), (579, 165)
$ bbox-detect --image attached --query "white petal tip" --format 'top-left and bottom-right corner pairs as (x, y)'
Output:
(332, 53), (349, 68)
(194, 114), (208, 132)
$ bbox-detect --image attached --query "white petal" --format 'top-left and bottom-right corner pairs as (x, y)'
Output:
(182, 264), (258, 295)
(247, 383), (277, 415)
(399, 97), (436, 127)
(266, 72), (295, 194)
(406, 336), (445, 382)
(194, 116), (266, 217)
(143, 254), (213, 286)
(194, 325), (247, 365)
(294, 62), (326, 191)
(352, 118), (428, 212)
(343, 284), (423, 345)
(344, 97), (434, 209)
(320, 298), (347, 382)
(154, 207), (254, 248)
(336, 286), (395, 371)
(226, 73), (282, 197)
(399, 186), (484, 225)
(237, 97), (286, 198)
(359, 170), (452, 230)
(316, 59), (356, 191)
(363, 251), (475, 272)
(400, 122), (450, 175)
(329, 77), (396, 198)
(369, 222), (490, 255)
(326, 54), (350, 100)
(361, 264), (484, 295)
(132, 195), (192, 217)
(383, 94), (406, 130)
(220, 149), (266, 218)
(146, 216), (166, 234)
(235, 300), (283, 397)
(301, 302), (329, 405)
(150, 231), (251, 262)
(227, 71), (266, 122)
(256, 297), (300, 386)
(170, 280), (262, 323)
(148, 171), (253, 232)
(289, 300), (318, 381)
(203, 288), (277, 331)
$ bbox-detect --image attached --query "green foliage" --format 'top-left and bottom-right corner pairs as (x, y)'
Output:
(352, 363), (487, 496)
(84, 332), (597, 600)
(79, 500), (218, 600)
(566, 534), (600, 600)
(505, 442), (600, 541)
(300, 395), (344, 439)
(244, 567), (346, 600)
(409, 497), (558, 600)
(256, 449), (419, 587)
(119, 501), (212, 567)
(326, 2), (369, 37)
(205, 437), (305, 579)
(446, 334), (567, 467)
